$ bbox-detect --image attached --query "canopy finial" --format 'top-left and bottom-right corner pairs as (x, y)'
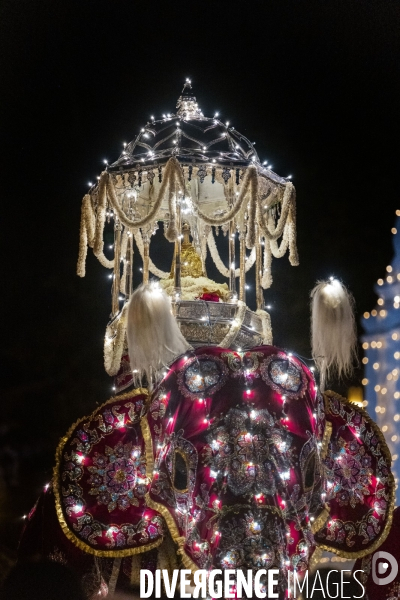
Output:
(176, 78), (201, 119)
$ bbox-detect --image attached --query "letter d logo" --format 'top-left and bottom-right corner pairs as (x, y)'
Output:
(372, 551), (398, 586)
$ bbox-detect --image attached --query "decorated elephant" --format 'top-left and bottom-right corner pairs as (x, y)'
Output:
(19, 282), (395, 599)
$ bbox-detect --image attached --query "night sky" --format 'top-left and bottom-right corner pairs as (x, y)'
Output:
(1, 0), (400, 544)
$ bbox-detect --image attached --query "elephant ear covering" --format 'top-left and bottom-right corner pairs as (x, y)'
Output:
(353, 506), (400, 599)
(315, 391), (395, 559)
(52, 389), (165, 557)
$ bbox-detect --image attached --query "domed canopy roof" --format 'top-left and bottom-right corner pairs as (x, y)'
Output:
(108, 80), (261, 172)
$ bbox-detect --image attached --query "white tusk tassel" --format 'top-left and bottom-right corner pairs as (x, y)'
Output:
(310, 278), (357, 391)
(127, 281), (191, 385)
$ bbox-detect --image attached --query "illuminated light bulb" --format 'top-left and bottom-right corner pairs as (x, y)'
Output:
(373, 363), (380, 370)
(375, 385), (381, 392)
(387, 265), (393, 273)
(398, 274), (400, 281)
(375, 406), (381, 413)
(382, 425), (388, 432)
(103, 159), (108, 164)
(395, 296), (400, 303)
(377, 341), (383, 348)
(393, 435), (398, 442)
(394, 414), (400, 421)
(381, 407), (386, 413)
(362, 357), (369, 364)
(388, 276), (393, 283)
(372, 310), (377, 316)
(364, 312), (370, 319)
(377, 298), (384, 306)
(363, 400), (368, 407)
(380, 310), (386, 317)
(395, 392), (400, 399)
(371, 341), (377, 348)
(395, 352), (400, 359)
(362, 342), (369, 349)
(378, 278), (384, 285)
(382, 388), (387, 394)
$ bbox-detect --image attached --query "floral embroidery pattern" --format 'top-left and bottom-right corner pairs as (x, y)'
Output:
(216, 511), (287, 595)
(325, 438), (372, 508)
(204, 408), (293, 496)
(88, 441), (146, 512)
(222, 351), (264, 379)
(260, 354), (307, 398)
(177, 354), (228, 400)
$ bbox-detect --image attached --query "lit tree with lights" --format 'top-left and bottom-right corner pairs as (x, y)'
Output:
(362, 209), (400, 502)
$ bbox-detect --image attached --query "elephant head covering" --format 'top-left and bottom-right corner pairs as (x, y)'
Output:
(20, 344), (394, 597)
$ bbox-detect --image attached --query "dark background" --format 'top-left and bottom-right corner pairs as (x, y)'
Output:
(0, 0), (399, 554)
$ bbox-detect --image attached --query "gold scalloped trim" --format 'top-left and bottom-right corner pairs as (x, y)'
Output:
(311, 504), (331, 534)
(315, 390), (395, 559)
(53, 388), (166, 558)
(141, 415), (199, 573)
(320, 421), (332, 460)
(308, 546), (323, 572)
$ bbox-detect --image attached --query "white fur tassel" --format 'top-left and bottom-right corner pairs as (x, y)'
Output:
(127, 282), (191, 385)
(310, 279), (357, 390)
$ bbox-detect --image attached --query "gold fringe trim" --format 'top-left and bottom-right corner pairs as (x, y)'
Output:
(315, 390), (396, 559)
(53, 389), (168, 558)
(140, 415), (155, 479)
(130, 554), (142, 587)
